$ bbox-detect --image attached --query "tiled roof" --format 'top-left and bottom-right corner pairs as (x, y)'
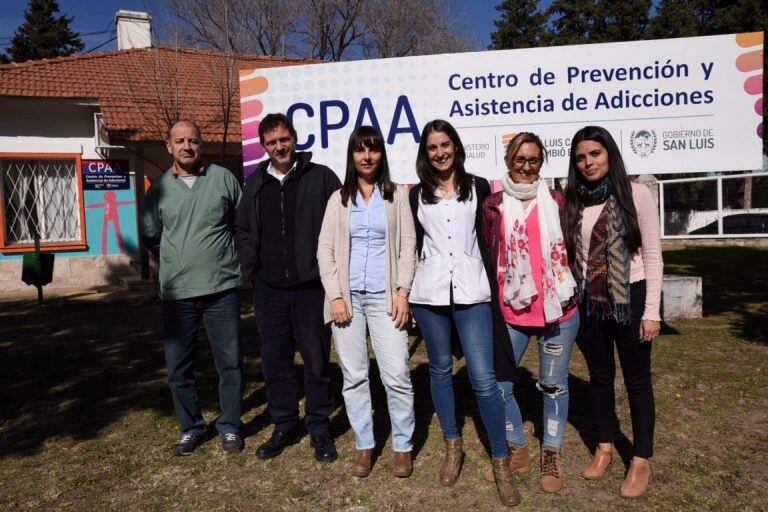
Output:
(0, 47), (311, 143)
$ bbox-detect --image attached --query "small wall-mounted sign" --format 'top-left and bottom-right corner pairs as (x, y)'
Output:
(82, 159), (130, 190)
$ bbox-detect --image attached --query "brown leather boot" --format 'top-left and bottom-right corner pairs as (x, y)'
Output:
(620, 459), (651, 498)
(509, 443), (532, 474)
(393, 451), (413, 478)
(540, 448), (564, 493)
(581, 447), (613, 480)
(492, 456), (522, 507)
(439, 438), (464, 486)
(484, 443), (532, 482)
(352, 448), (373, 477)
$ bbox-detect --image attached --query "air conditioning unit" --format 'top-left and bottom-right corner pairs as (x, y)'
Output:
(94, 112), (122, 158)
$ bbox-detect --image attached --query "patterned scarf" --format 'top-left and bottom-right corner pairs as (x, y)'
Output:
(502, 175), (577, 322)
(572, 176), (632, 324)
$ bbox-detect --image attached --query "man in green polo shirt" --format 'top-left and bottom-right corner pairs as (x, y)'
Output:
(141, 120), (244, 455)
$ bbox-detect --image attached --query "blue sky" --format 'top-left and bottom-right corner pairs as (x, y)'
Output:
(0, 0), (510, 55)
(0, 1), (151, 53)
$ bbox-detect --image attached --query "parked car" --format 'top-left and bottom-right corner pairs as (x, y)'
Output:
(688, 213), (768, 235)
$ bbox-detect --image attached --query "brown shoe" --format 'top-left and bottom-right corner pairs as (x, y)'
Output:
(484, 443), (532, 482)
(352, 448), (373, 477)
(509, 442), (532, 474)
(492, 456), (522, 507)
(540, 448), (564, 493)
(620, 459), (651, 498)
(581, 447), (613, 479)
(439, 437), (464, 486)
(393, 451), (413, 478)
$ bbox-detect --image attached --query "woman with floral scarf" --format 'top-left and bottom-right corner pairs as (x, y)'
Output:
(562, 126), (663, 498)
(481, 132), (579, 494)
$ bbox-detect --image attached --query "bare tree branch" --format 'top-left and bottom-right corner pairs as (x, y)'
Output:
(162, 0), (297, 55)
(156, 0), (474, 60)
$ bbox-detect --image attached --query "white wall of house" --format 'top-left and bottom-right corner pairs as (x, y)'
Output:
(0, 97), (140, 294)
(0, 97), (103, 158)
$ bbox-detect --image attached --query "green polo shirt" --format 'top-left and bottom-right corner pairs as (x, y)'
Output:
(141, 163), (242, 300)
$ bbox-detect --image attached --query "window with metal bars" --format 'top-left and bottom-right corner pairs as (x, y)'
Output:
(0, 155), (86, 252)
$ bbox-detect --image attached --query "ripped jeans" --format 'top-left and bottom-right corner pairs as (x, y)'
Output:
(499, 312), (579, 450)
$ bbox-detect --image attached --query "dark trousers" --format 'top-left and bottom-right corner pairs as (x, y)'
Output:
(252, 279), (333, 435)
(577, 281), (655, 458)
(161, 288), (243, 435)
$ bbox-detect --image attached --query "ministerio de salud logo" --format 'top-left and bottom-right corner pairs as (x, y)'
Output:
(630, 129), (658, 158)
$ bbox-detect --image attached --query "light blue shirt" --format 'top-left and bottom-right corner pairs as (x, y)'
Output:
(349, 187), (387, 293)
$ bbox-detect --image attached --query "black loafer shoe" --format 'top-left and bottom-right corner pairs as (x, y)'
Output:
(310, 432), (338, 463)
(221, 432), (245, 453)
(172, 432), (204, 456)
(255, 428), (300, 460)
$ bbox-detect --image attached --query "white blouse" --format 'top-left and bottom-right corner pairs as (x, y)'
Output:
(409, 187), (491, 306)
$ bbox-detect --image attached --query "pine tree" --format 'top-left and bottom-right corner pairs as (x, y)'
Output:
(490, 0), (550, 50)
(5, 0), (84, 63)
(545, 0), (600, 45)
(546, 0), (651, 45)
(694, 0), (766, 35)
(648, 0), (701, 39)
(598, 0), (652, 42)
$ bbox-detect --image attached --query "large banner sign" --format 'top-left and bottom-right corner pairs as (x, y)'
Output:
(240, 32), (764, 182)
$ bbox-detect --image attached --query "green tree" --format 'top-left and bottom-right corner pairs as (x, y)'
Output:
(545, 0), (598, 45)
(490, 0), (550, 49)
(546, 0), (652, 45)
(648, 0), (701, 39)
(4, 0), (84, 63)
(599, 0), (652, 42)
(694, 0), (766, 35)
(650, 0), (767, 39)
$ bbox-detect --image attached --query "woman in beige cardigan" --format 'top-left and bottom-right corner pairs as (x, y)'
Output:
(317, 125), (417, 478)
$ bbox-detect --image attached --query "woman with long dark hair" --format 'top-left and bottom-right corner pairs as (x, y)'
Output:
(318, 125), (417, 478)
(562, 126), (663, 498)
(409, 119), (520, 507)
(480, 132), (579, 494)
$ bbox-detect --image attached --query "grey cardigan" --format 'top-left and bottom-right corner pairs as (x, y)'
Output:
(317, 184), (417, 324)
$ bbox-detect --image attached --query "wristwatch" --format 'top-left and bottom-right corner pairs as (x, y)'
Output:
(396, 288), (409, 299)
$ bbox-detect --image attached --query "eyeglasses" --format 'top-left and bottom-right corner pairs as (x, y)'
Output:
(512, 157), (542, 168)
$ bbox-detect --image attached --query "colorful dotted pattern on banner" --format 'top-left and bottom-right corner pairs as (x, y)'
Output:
(239, 71), (270, 180)
(735, 32), (764, 139)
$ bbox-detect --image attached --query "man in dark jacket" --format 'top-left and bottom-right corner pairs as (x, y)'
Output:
(234, 113), (341, 462)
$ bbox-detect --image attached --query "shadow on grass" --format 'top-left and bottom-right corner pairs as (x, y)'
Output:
(512, 367), (635, 469)
(0, 290), (640, 469)
(9, 243), (755, 461)
(0, 287), (267, 457)
(0, 294), (168, 457)
(339, 337), (642, 466)
(335, 343), (490, 461)
(664, 246), (768, 345)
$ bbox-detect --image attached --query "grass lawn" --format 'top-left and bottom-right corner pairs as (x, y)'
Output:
(1, 246), (766, 511)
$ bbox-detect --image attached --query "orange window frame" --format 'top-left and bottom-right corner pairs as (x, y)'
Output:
(0, 153), (87, 253)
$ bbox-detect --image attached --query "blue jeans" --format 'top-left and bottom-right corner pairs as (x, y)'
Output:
(411, 301), (508, 458)
(161, 288), (243, 435)
(331, 292), (415, 452)
(500, 312), (579, 450)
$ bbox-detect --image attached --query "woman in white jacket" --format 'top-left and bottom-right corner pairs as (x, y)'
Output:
(317, 125), (417, 478)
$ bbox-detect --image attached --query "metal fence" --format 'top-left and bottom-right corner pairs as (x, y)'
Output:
(658, 172), (768, 238)
(0, 158), (81, 244)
